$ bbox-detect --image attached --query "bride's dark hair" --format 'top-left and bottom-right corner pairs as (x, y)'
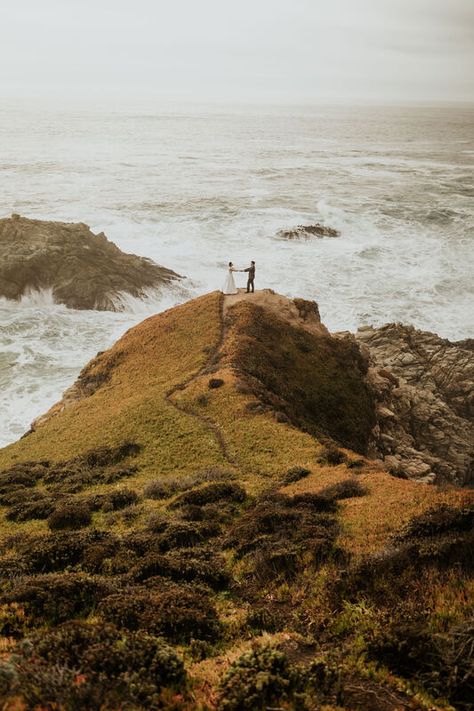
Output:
(228, 261), (233, 267)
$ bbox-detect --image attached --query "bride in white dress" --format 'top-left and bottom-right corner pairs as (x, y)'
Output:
(222, 262), (238, 294)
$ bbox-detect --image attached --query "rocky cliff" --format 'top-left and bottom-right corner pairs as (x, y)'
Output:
(355, 324), (474, 486)
(0, 214), (180, 310)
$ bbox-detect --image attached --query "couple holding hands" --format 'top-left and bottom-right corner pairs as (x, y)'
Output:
(222, 261), (256, 295)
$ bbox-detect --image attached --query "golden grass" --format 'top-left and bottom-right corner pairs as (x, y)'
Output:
(0, 292), (224, 475)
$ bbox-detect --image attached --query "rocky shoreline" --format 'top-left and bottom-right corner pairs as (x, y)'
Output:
(354, 323), (474, 486)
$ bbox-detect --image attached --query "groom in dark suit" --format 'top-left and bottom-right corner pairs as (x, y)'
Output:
(243, 261), (256, 293)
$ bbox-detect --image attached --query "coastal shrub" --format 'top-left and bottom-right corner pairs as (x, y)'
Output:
(218, 646), (339, 711)
(208, 377), (224, 389)
(170, 482), (247, 508)
(225, 492), (339, 581)
(108, 502), (143, 526)
(98, 585), (220, 643)
(347, 458), (365, 469)
(144, 477), (182, 500)
(286, 491), (338, 513)
(81, 537), (121, 573)
(251, 543), (301, 582)
(318, 443), (346, 466)
(8, 621), (185, 708)
(0, 487), (46, 507)
(3, 572), (116, 624)
(122, 529), (164, 555)
(0, 557), (27, 583)
(131, 548), (230, 590)
(156, 521), (221, 552)
(48, 501), (92, 530)
(218, 646), (295, 710)
(82, 490), (140, 513)
(246, 607), (279, 633)
(144, 469), (235, 501)
(179, 501), (238, 523)
(146, 512), (170, 533)
(19, 530), (113, 574)
(41, 443), (141, 493)
(6, 496), (56, 522)
(0, 602), (32, 638)
(73, 442), (141, 468)
(281, 466), (311, 485)
(393, 504), (474, 543)
(0, 462), (46, 489)
(343, 528), (474, 602)
(18, 532), (86, 573)
(318, 478), (367, 501)
(366, 609), (474, 709)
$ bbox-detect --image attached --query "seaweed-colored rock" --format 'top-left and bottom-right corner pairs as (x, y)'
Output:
(0, 214), (181, 310)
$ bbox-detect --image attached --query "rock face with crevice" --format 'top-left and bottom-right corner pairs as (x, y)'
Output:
(0, 214), (181, 310)
(355, 323), (474, 485)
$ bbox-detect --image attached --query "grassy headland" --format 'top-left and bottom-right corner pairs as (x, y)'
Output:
(0, 290), (472, 710)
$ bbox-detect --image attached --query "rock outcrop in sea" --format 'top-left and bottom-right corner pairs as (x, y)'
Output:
(0, 214), (181, 310)
(276, 223), (340, 239)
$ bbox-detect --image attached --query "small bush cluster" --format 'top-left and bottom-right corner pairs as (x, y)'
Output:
(6, 496), (56, 522)
(281, 466), (311, 485)
(318, 443), (346, 465)
(366, 605), (474, 710)
(130, 547), (230, 590)
(144, 467), (236, 501)
(156, 521), (221, 552)
(12, 530), (118, 575)
(48, 501), (92, 530)
(208, 378), (224, 389)
(98, 583), (220, 643)
(225, 492), (339, 582)
(218, 645), (339, 710)
(0, 602), (32, 638)
(318, 478), (367, 501)
(179, 502), (238, 524)
(86, 487), (140, 512)
(2, 572), (116, 626)
(0, 462), (47, 491)
(170, 482), (247, 508)
(393, 504), (474, 543)
(1, 621), (185, 708)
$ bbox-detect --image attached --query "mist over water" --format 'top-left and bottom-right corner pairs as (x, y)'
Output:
(0, 101), (473, 446)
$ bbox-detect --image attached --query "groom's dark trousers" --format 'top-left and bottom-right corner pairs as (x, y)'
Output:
(244, 266), (255, 293)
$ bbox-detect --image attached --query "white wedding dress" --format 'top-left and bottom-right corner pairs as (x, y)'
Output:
(222, 267), (238, 295)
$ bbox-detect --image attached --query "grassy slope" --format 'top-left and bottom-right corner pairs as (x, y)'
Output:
(0, 292), (225, 472)
(0, 291), (472, 710)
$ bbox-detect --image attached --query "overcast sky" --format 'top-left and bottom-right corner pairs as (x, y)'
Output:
(1, 0), (473, 105)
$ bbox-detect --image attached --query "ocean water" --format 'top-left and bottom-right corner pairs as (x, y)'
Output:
(0, 101), (473, 447)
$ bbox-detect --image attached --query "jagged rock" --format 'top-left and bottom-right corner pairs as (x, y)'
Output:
(355, 323), (474, 486)
(0, 215), (181, 310)
(276, 223), (340, 240)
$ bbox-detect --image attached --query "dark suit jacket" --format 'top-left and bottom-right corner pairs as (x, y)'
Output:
(244, 265), (255, 280)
